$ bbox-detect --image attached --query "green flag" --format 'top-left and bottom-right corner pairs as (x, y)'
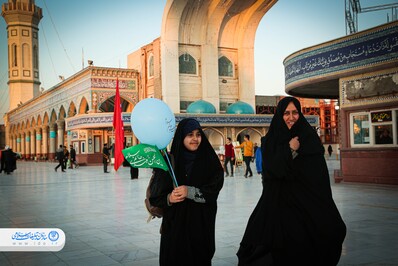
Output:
(122, 144), (169, 171)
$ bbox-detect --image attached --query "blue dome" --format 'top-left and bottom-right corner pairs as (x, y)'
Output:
(186, 100), (216, 114)
(226, 101), (255, 114)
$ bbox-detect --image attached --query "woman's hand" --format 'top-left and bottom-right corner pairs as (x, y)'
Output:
(169, 185), (188, 203)
(289, 136), (300, 151)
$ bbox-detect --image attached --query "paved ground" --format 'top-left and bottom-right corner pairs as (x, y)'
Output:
(0, 159), (397, 265)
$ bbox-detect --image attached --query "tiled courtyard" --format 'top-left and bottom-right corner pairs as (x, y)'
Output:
(0, 159), (397, 265)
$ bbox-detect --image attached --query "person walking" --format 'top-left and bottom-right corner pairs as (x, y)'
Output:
(2, 146), (17, 175)
(102, 143), (112, 173)
(130, 166), (139, 179)
(237, 96), (346, 266)
(54, 145), (65, 172)
(255, 145), (262, 176)
(224, 137), (235, 177)
(69, 145), (78, 169)
(63, 146), (69, 170)
(149, 118), (224, 266)
(328, 144), (333, 157)
(235, 134), (254, 178)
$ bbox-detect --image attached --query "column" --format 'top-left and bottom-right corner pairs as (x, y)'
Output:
(30, 129), (36, 159)
(56, 120), (65, 148)
(231, 127), (236, 142)
(20, 132), (25, 159)
(16, 134), (21, 153)
(42, 125), (48, 160)
(49, 123), (56, 160)
(12, 135), (17, 152)
(25, 131), (31, 159)
(35, 127), (42, 160)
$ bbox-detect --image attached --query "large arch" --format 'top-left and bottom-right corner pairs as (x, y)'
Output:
(161, 0), (277, 112)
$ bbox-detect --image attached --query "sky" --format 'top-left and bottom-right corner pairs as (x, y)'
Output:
(0, 0), (396, 123)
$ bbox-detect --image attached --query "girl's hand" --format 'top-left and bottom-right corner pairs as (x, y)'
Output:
(169, 185), (188, 203)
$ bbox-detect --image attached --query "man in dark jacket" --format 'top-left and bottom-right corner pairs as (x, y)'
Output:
(69, 145), (78, 169)
(55, 145), (65, 172)
(102, 143), (112, 173)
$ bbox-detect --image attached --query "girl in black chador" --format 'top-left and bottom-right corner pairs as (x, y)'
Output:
(237, 97), (346, 266)
(150, 118), (224, 266)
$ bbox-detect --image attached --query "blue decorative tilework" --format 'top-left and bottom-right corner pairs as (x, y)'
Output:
(66, 113), (319, 130)
(284, 23), (398, 85)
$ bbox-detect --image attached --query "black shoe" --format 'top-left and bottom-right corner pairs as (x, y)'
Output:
(249, 174), (253, 177)
(225, 173), (229, 177)
(55, 168), (57, 172)
(104, 171), (110, 173)
(231, 174), (234, 177)
(244, 174), (247, 178)
(62, 170), (66, 172)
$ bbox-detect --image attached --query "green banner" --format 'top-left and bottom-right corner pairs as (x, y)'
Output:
(122, 144), (169, 171)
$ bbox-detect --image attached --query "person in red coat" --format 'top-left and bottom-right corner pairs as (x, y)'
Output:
(224, 137), (235, 177)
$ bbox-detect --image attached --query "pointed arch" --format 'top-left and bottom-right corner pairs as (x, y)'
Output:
(59, 106), (66, 120)
(50, 109), (57, 124)
(68, 101), (77, 117)
(98, 96), (134, 113)
(36, 114), (42, 126)
(218, 55), (234, 77)
(203, 127), (224, 148)
(78, 97), (89, 114)
(43, 112), (49, 125)
(30, 117), (37, 128)
(179, 53), (197, 75)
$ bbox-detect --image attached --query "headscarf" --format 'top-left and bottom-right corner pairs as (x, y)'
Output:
(262, 96), (323, 179)
(170, 118), (222, 186)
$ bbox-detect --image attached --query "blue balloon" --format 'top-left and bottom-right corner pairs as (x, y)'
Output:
(131, 98), (176, 149)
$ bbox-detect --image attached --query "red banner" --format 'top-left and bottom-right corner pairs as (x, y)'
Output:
(113, 78), (125, 171)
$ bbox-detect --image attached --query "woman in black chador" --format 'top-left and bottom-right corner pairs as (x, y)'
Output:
(150, 118), (224, 266)
(237, 97), (346, 266)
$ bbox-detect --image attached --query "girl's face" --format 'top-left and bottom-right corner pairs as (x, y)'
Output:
(283, 102), (299, 129)
(183, 129), (202, 152)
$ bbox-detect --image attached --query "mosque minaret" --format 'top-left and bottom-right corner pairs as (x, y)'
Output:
(1, 0), (43, 111)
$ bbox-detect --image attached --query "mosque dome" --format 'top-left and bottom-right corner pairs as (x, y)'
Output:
(226, 101), (255, 114)
(186, 100), (216, 114)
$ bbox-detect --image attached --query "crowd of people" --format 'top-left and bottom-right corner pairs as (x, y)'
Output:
(54, 145), (79, 172)
(3, 96), (347, 265)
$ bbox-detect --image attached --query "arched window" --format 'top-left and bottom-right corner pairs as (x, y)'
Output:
(148, 54), (154, 78)
(22, 43), (30, 68)
(33, 45), (38, 69)
(218, 56), (233, 77)
(179, 53), (196, 75)
(11, 43), (17, 67)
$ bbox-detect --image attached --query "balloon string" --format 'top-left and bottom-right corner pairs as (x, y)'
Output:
(163, 149), (178, 187)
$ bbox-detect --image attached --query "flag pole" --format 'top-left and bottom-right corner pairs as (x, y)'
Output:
(163, 149), (178, 187)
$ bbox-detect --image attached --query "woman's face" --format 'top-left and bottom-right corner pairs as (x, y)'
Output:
(283, 102), (299, 129)
(183, 129), (202, 152)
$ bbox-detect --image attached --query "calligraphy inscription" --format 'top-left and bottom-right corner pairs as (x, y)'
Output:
(125, 147), (166, 168)
(371, 111), (392, 122)
(285, 29), (398, 83)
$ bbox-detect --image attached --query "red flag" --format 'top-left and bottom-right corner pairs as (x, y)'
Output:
(113, 78), (124, 171)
